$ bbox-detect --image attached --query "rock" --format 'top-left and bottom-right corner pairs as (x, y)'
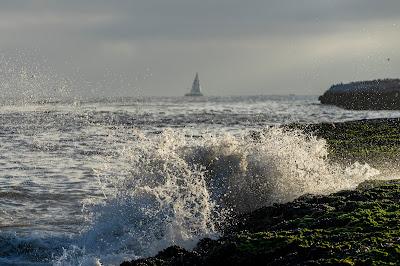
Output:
(319, 79), (400, 110)
(121, 179), (400, 266)
(121, 246), (201, 266)
(290, 118), (400, 164)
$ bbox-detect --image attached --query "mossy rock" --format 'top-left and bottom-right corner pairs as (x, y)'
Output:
(121, 179), (400, 266)
(289, 118), (400, 167)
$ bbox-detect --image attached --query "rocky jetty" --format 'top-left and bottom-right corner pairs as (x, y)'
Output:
(319, 79), (400, 110)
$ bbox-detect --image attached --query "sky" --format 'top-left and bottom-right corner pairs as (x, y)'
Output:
(0, 0), (400, 97)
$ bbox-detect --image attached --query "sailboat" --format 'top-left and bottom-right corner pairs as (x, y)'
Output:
(185, 73), (203, 96)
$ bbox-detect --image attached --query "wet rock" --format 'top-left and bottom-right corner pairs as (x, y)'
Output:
(121, 180), (400, 266)
(291, 118), (400, 164)
(121, 246), (201, 266)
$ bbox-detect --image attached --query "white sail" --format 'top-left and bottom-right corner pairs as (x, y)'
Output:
(185, 73), (203, 96)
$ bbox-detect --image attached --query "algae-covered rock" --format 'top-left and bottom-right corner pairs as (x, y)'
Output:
(121, 180), (400, 266)
(291, 118), (400, 164)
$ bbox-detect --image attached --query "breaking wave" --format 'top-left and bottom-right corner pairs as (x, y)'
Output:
(1, 127), (382, 265)
(55, 127), (380, 265)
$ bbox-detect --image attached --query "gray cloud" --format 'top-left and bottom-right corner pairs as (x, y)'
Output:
(0, 0), (399, 96)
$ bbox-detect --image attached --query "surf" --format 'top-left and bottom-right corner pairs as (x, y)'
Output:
(51, 127), (381, 265)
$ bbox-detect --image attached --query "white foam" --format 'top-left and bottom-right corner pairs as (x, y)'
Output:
(56, 127), (382, 265)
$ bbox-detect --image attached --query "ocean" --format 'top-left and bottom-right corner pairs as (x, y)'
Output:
(0, 95), (399, 265)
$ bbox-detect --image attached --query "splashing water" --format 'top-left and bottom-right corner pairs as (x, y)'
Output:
(54, 127), (381, 265)
(0, 53), (73, 104)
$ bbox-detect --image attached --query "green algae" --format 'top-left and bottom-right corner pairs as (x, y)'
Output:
(231, 180), (400, 265)
(122, 180), (400, 266)
(291, 118), (400, 163)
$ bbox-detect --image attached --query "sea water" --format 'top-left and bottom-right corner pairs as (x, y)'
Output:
(0, 95), (398, 265)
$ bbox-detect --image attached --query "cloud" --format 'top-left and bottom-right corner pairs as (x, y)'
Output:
(3, 0), (400, 40)
(72, 0), (400, 41)
(0, 0), (399, 96)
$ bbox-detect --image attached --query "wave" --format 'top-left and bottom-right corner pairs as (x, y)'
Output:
(1, 127), (382, 265)
(61, 127), (379, 265)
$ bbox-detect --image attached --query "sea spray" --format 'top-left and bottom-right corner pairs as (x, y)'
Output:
(181, 127), (380, 212)
(57, 127), (381, 265)
(67, 129), (218, 265)
(0, 52), (73, 105)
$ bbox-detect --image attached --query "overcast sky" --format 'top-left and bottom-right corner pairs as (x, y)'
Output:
(1, 0), (400, 97)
